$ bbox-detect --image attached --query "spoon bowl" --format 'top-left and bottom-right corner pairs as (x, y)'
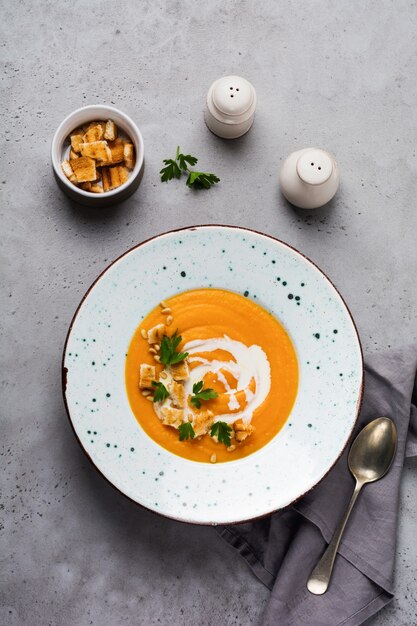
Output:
(348, 417), (398, 485)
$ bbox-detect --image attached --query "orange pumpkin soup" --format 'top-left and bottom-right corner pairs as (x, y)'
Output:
(125, 288), (298, 463)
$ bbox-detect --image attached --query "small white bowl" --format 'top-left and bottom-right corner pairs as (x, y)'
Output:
(51, 105), (145, 207)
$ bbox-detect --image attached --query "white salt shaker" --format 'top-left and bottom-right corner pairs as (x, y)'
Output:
(205, 75), (256, 139)
(279, 148), (340, 209)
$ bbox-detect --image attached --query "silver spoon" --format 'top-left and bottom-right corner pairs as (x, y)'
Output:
(307, 416), (397, 595)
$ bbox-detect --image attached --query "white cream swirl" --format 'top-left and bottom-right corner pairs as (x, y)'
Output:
(183, 335), (271, 424)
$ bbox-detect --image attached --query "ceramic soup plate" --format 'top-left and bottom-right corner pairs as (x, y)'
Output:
(63, 225), (363, 524)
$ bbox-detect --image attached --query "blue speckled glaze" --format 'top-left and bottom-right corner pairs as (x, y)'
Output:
(63, 226), (363, 524)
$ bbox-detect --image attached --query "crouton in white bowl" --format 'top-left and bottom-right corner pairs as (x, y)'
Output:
(51, 105), (144, 206)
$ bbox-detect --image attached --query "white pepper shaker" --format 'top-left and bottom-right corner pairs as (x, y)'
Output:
(205, 75), (256, 139)
(279, 148), (340, 209)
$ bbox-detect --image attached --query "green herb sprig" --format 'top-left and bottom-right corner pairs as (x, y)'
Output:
(159, 331), (189, 367)
(160, 146), (220, 190)
(186, 171), (220, 189)
(178, 422), (195, 441)
(190, 381), (218, 409)
(152, 381), (170, 403)
(210, 421), (232, 446)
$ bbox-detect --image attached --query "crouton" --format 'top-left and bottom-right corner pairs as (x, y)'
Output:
(147, 323), (165, 345)
(80, 141), (112, 162)
(234, 422), (255, 442)
(168, 380), (185, 409)
(160, 406), (183, 428)
(83, 123), (104, 143)
(235, 431), (251, 442)
(104, 119), (117, 141)
(69, 149), (79, 160)
(107, 139), (125, 165)
(90, 183), (103, 193)
(80, 182), (92, 191)
(193, 410), (214, 437)
(70, 133), (84, 154)
(124, 143), (135, 170)
(94, 143), (113, 167)
(70, 156), (97, 182)
(109, 165), (129, 189)
(169, 360), (189, 382)
(139, 364), (156, 389)
(234, 422), (255, 432)
(61, 159), (74, 180)
(101, 167), (111, 192)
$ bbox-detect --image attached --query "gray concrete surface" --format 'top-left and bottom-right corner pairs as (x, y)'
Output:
(1, 1), (417, 624)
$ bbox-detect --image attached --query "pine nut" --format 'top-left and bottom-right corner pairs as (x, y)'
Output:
(142, 390), (151, 397)
(160, 301), (168, 308)
(210, 453), (217, 463)
(154, 355), (161, 363)
(140, 329), (148, 339)
(166, 315), (173, 326)
(160, 371), (167, 379)
(154, 344), (160, 351)
(149, 347), (157, 354)
(226, 445), (236, 452)
(161, 307), (172, 315)
(146, 395), (154, 401)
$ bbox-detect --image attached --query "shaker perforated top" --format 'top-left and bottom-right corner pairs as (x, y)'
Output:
(296, 149), (333, 186)
(211, 76), (255, 116)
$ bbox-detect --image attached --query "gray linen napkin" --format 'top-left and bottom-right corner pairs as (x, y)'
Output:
(218, 346), (417, 626)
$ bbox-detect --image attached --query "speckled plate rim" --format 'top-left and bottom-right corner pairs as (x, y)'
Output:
(62, 224), (364, 525)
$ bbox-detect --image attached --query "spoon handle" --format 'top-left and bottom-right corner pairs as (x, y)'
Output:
(307, 480), (363, 595)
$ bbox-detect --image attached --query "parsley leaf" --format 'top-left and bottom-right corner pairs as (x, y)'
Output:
(160, 146), (219, 190)
(193, 381), (204, 394)
(210, 421), (232, 446)
(178, 422), (195, 441)
(190, 381), (218, 409)
(186, 171), (220, 190)
(159, 331), (189, 367)
(160, 158), (182, 182)
(177, 152), (198, 171)
(152, 381), (170, 403)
